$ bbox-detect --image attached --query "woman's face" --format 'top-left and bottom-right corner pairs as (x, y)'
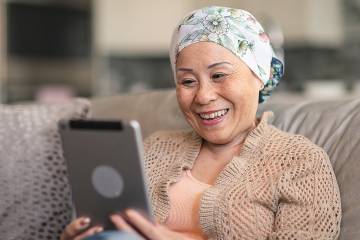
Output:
(175, 42), (263, 145)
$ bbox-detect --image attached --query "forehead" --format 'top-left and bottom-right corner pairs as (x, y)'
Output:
(179, 42), (236, 58)
(176, 42), (246, 69)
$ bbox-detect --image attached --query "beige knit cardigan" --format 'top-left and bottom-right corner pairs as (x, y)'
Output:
(143, 112), (341, 240)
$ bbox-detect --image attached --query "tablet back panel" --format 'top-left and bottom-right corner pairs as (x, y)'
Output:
(60, 120), (152, 229)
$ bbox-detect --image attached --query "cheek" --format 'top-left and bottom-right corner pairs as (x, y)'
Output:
(176, 88), (193, 113)
(222, 81), (259, 115)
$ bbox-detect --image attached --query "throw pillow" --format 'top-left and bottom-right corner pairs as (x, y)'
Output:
(0, 99), (90, 240)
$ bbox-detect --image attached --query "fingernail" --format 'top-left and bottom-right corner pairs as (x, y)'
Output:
(125, 209), (134, 216)
(95, 227), (103, 233)
(111, 213), (121, 218)
(79, 217), (91, 230)
(82, 217), (91, 225)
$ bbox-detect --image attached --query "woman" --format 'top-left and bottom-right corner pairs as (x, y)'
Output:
(61, 6), (341, 240)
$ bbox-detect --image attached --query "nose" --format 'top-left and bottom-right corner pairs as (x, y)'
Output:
(194, 80), (217, 105)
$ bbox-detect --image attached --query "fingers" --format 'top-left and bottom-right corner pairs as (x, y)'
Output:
(73, 226), (103, 240)
(110, 214), (136, 233)
(124, 209), (159, 240)
(61, 217), (90, 240)
(121, 210), (187, 240)
(60, 217), (103, 240)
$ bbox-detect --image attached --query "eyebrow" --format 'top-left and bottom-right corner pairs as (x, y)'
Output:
(176, 67), (193, 72)
(207, 61), (232, 69)
(176, 61), (232, 72)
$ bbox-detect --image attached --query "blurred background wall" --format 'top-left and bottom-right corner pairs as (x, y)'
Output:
(0, 0), (359, 103)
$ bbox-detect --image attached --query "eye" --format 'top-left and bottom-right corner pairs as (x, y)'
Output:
(180, 79), (196, 87)
(212, 72), (227, 80)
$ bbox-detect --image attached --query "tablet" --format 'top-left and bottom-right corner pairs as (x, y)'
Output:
(59, 119), (153, 230)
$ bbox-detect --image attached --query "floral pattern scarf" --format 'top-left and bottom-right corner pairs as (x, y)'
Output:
(169, 6), (284, 103)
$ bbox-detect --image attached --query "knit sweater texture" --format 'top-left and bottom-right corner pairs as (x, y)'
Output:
(143, 112), (341, 240)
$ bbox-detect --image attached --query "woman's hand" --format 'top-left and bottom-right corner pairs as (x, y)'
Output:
(60, 217), (103, 240)
(111, 209), (189, 240)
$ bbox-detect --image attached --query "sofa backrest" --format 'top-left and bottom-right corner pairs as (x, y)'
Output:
(91, 89), (188, 138)
(91, 89), (360, 240)
(259, 99), (360, 240)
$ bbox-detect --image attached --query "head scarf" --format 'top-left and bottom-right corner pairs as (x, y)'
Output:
(169, 6), (284, 103)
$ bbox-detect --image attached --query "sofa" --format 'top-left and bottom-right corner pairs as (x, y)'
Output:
(1, 89), (359, 239)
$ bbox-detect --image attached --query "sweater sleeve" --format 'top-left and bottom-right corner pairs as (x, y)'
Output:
(143, 132), (163, 181)
(269, 147), (341, 239)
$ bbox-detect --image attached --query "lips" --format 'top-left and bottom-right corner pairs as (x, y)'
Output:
(199, 109), (229, 120)
(197, 108), (229, 126)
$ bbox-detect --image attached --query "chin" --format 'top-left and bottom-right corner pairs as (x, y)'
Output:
(199, 130), (232, 145)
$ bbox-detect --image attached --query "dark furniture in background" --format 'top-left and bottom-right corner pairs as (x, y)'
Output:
(3, 0), (93, 103)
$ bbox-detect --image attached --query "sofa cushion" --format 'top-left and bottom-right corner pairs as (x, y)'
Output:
(0, 99), (90, 240)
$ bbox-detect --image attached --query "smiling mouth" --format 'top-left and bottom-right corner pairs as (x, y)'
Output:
(198, 108), (229, 120)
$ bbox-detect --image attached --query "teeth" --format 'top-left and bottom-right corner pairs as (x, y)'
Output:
(199, 109), (228, 120)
